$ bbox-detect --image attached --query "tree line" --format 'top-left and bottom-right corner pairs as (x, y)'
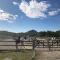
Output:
(0, 30), (60, 39)
(18, 30), (60, 37)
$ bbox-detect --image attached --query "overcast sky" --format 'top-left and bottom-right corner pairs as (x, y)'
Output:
(0, 0), (60, 32)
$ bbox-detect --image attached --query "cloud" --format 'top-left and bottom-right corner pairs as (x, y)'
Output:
(48, 9), (60, 16)
(13, 0), (60, 18)
(13, 0), (50, 18)
(0, 9), (18, 22)
(13, 1), (19, 5)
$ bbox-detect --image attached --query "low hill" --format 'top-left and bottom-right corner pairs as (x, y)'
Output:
(0, 30), (60, 40)
(0, 31), (17, 40)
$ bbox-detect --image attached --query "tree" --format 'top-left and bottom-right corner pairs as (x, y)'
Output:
(46, 31), (55, 37)
(55, 31), (60, 37)
(37, 31), (46, 37)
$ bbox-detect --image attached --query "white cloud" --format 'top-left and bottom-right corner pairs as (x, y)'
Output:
(48, 9), (60, 16)
(13, 0), (60, 18)
(0, 9), (18, 22)
(0, 10), (4, 12)
(13, 1), (19, 5)
(13, 0), (50, 18)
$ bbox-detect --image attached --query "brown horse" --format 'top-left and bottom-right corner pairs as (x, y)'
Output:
(15, 36), (20, 51)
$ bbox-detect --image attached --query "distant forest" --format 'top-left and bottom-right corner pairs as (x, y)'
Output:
(0, 30), (60, 39)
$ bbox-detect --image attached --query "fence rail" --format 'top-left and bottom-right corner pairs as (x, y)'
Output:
(0, 40), (60, 51)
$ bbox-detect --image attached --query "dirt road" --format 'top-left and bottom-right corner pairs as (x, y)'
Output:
(35, 48), (60, 60)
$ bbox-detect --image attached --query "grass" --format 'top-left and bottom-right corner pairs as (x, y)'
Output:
(0, 49), (33, 60)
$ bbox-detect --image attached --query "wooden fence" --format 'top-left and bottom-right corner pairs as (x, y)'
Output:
(0, 40), (60, 51)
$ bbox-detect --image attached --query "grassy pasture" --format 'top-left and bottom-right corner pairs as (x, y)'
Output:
(0, 49), (33, 60)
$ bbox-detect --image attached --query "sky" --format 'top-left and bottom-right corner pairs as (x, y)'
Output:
(0, 0), (60, 32)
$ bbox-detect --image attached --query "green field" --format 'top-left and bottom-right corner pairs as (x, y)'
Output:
(0, 50), (34, 60)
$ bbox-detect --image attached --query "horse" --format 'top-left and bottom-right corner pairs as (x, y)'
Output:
(15, 36), (20, 51)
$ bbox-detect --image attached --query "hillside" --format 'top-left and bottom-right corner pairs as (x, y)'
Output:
(0, 30), (60, 40)
(0, 31), (17, 40)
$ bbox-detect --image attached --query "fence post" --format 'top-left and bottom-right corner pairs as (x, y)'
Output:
(32, 39), (35, 50)
(43, 41), (44, 48)
(57, 41), (58, 48)
(32, 37), (36, 60)
(47, 40), (50, 51)
(52, 40), (53, 48)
